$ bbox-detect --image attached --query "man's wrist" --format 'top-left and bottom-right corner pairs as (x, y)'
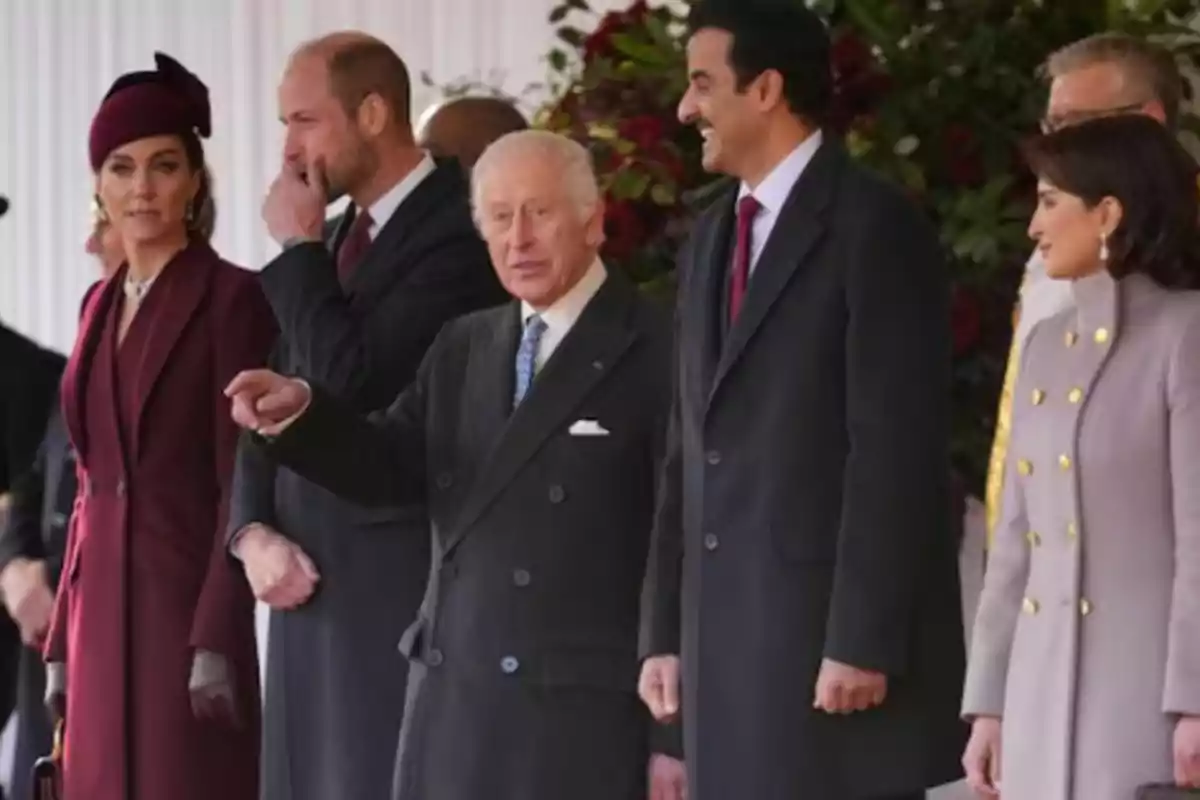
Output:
(280, 235), (322, 250)
(231, 524), (271, 560)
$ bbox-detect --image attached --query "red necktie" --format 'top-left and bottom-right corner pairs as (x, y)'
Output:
(729, 195), (761, 324)
(336, 210), (373, 285)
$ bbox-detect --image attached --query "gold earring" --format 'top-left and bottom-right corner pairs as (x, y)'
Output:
(1099, 233), (1109, 262)
(91, 195), (109, 224)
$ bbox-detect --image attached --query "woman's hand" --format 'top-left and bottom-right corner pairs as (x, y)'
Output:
(1174, 715), (1200, 787)
(962, 716), (1002, 797)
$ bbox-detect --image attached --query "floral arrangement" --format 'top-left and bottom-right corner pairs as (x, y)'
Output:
(525, 0), (1200, 490)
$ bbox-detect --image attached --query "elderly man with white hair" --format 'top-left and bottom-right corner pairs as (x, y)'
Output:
(223, 129), (685, 800)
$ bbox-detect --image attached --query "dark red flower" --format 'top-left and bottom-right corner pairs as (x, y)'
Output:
(951, 285), (982, 355)
(831, 31), (873, 80)
(602, 196), (648, 262)
(582, 1), (652, 64)
(943, 123), (984, 186)
(618, 115), (666, 151)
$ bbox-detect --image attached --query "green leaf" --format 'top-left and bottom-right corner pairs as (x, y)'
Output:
(565, 0), (590, 10)
(548, 48), (569, 72)
(650, 183), (676, 205)
(610, 33), (673, 66)
(558, 26), (586, 47)
(611, 169), (652, 200)
(548, 5), (571, 24)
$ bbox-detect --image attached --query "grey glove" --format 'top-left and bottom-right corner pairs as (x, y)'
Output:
(189, 650), (239, 727)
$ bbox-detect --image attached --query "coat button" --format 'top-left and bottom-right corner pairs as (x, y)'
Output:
(426, 648), (444, 667)
(1022, 597), (1039, 615)
(1080, 598), (1092, 616)
(703, 533), (719, 551)
(436, 472), (453, 489)
(1094, 327), (1110, 344)
(1025, 530), (1040, 547)
(1067, 521), (1078, 541)
(500, 656), (520, 674)
(513, 569), (531, 587)
(706, 450), (721, 466)
(51, 512), (68, 528)
(548, 485), (565, 504)
(1065, 330), (1078, 347)
(1058, 454), (1072, 471)
(116, 479), (126, 497)
(1031, 389), (1045, 405)
(1067, 387), (1083, 404)
(1017, 459), (1033, 477)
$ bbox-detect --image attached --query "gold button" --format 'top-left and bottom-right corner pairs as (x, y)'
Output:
(1094, 327), (1110, 344)
(1065, 330), (1078, 347)
(1017, 459), (1033, 477)
(1080, 598), (1092, 616)
(1026, 530), (1041, 547)
(1059, 454), (1072, 471)
(1031, 389), (1045, 405)
(1067, 387), (1083, 404)
(1022, 597), (1040, 614)
(1067, 521), (1078, 541)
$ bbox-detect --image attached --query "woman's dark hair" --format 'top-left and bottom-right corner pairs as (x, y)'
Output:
(1021, 114), (1200, 289)
(180, 134), (215, 241)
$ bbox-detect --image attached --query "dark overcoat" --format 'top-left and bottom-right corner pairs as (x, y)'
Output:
(262, 274), (677, 800)
(643, 139), (968, 799)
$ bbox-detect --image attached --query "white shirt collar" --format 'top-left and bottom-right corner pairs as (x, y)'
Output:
(363, 152), (436, 239)
(737, 130), (823, 212)
(521, 259), (608, 331)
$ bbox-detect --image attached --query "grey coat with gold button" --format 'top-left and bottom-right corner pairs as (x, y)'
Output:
(257, 272), (678, 800)
(963, 269), (1200, 799)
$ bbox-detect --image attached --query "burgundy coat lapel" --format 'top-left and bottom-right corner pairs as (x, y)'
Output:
(62, 275), (121, 463)
(131, 241), (213, 459)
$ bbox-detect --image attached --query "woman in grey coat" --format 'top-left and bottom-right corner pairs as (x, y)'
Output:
(961, 114), (1200, 799)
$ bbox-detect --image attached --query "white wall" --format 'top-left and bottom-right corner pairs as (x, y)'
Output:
(0, 0), (630, 352)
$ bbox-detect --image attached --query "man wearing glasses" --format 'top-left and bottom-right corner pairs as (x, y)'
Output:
(985, 32), (1186, 540)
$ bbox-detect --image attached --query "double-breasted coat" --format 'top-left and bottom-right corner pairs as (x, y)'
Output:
(642, 138), (968, 799)
(964, 269), (1200, 798)
(44, 241), (277, 800)
(259, 273), (678, 800)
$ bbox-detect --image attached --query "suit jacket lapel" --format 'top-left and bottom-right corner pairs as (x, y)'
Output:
(445, 275), (640, 554)
(132, 242), (212, 459)
(62, 276), (119, 463)
(708, 139), (842, 405)
(344, 159), (465, 298)
(689, 192), (735, 399)
(460, 302), (521, 475)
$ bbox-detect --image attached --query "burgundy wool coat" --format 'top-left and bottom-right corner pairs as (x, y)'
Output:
(44, 240), (276, 800)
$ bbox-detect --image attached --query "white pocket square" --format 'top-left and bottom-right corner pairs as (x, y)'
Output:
(568, 419), (610, 436)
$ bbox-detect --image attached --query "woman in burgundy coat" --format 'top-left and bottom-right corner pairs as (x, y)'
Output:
(42, 53), (276, 800)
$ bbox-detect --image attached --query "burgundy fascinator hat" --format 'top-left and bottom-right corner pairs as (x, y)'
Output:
(88, 52), (212, 171)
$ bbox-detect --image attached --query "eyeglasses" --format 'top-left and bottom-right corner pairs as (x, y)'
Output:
(1040, 102), (1147, 133)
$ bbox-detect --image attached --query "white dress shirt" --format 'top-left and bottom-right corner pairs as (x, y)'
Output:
(520, 259), (608, 372)
(736, 130), (824, 272)
(361, 152), (436, 238)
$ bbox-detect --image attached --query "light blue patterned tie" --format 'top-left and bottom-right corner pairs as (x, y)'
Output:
(513, 314), (547, 406)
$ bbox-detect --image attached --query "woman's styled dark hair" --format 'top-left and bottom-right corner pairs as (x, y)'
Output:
(1021, 114), (1200, 289)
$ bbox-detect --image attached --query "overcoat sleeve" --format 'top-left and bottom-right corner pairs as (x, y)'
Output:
(1163, 310), (1200, 714)
(188, 277), (277, 656)
(961, 333), (1036, 718)
(822, 186), (952, 676)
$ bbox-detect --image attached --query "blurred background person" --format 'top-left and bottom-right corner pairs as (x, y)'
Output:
(0, 215), (122, 800)
(0, 198), (66, 800)
(963, 115), (1200, 798)
(415, 95), (529, 169)
(41, 52), (276, 800)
